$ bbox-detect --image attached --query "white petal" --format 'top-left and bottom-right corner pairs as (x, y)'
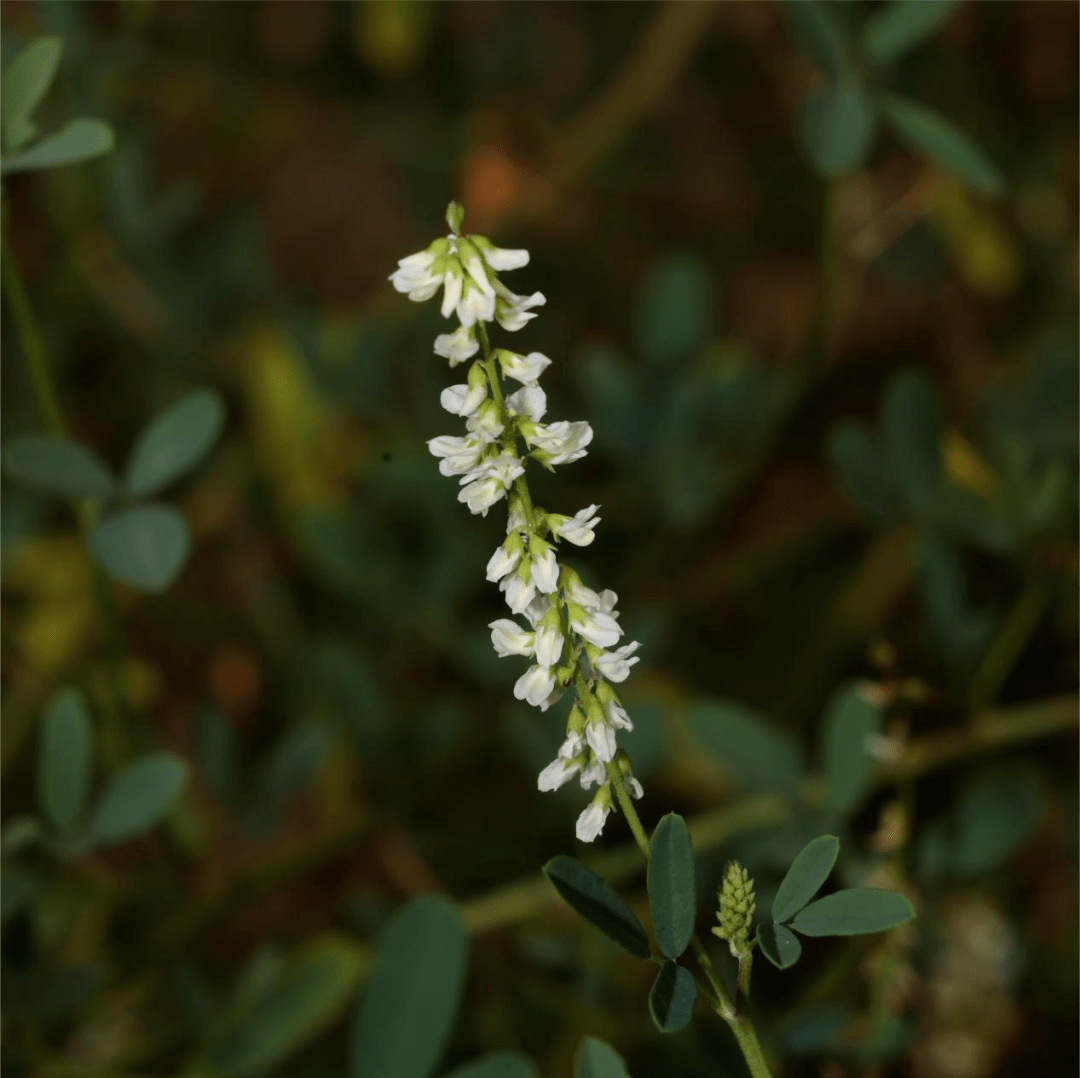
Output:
(484, 246), (530, 271)
(533, 624), (564, 668)
(489, 618), (534, 657)
(585, 720), (617, 762)
(575, 801), (611, 843)
(530, 548), (559, 594)
(538, 757), (578, 791)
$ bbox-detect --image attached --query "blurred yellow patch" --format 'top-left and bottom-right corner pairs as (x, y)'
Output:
(354, 0), (433, 79)
(943, 428), (1000, 497)
(242, 326), (353, 513)
(930, 177), (1022, 297)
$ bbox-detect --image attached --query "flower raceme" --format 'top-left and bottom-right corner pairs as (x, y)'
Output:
(392, 202), (644, 843)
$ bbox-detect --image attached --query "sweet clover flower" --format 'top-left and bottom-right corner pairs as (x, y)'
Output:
(393, 202), (644, 842)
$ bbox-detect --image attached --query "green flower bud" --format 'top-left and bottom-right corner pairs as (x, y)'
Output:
(713, 860), (756, 954)
(445, 201), (465, 236)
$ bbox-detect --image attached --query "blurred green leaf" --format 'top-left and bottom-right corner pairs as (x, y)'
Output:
(1, 816), (43, 855)
(827, 420), (894, 521)
(37, 687), (93, 833)
(249, 723), (328, 830)
(780, 0), (852, 78)
(791, 888), (915, 936)
(543, 855), (651, 960)
(574, 1037), (631, 1078)
(2, 117), (114, 175)
(881, 369), (944, 513)
(90, 752), (188, 846)
(951, 770), (1043, 876)
(799, 82), (877, 177)
(647, 960), (697, 1033)
(229, 944), (286, 1017)
(634, 253), (712, 367)
(0, 867), (39, 921)
(878, 93), (1004, 198)
(91, 504), (191, 592)
(1, 36), (62, 151)
(757, 922), (802, 969)
(820, 683), (883, 814)
(443, 1053), (538, 1078)
(862, 0), (962, 66)
(773, 835), (840, 923)
(685, 700), (802, 796)
(777, 1005), (852, 1056)
(350, 895), (468, 1078)
(124, 388), (226, 496)
(647, 813), (696, 960)
(200, 936), (363, 1078)
(195, 706), (237, 803)
(4, 433), (115, 499)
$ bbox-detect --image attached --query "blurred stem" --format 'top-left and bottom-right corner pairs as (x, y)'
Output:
(969, 579), (1047, 712)
(2, 225), (131, 754)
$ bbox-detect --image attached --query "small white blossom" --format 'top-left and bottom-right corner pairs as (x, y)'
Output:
(486, 542), (521, 583)
(477, 240), (530, 272)
(489, 618), (534, 657)
(576, 797), (612, 842)
(571, 609), (623, 649)
(522, 594), (551, 628)
(625, 776), (644, 799)
(434, 324), (479, 365)
(458, 278), (496, 327)
(459, 476), (506, 516)
(558, 730), (585, 759)
(441, 383), (487, 417)
(466, 407), (504, 443)
(604, 698), (633, 731)
(389, 249), (439, 298)
(460, 453), (525, 488)
(553, 505), (601, 546)
(528, 420), (593, 465)
(514, 664), (556, 707)
(530, 547), (560, 594)
(501, 569), (536, 615)
(494, 283), (546, 332)
(585, 718), (617, 763)
(439, 262), (464, 319)
(533, 623), (564, 668)
(579, 759), (607, 790)
(594, 641), (641, 683)
(500, 350), (551, 385)
(506, 386), (547, 423)
(538, 756), (578, 791)
(427, 435), (483, 476)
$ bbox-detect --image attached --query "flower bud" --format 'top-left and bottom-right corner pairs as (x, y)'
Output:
(713, 861), (756, 955)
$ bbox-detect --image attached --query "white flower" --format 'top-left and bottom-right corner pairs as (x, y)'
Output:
(506, 386), (547, 423)
(457, 278), (496, 327)
(625, 776), (644, 799)
(439, 262), (464, 318)
(597, 590), (619, 616)
(500, 350), (551, 385)
(486, 542), (521, 583)
(434, 325), (479, 365)
(478, 241), (530, 272)
(465, 407), (504, 443)
(554, 505), (600, 546)
(514, 664), (556, 707)
(458, 476), (506, 516)
(538, 756), (578, 791)
(457, 239), (496, 298)
(571, 609), (623, 648)
(579, 759), (607, 789)
(594, 641), (641, 683)
(604, 698), (633, 731)
(567, 580), (603, 610)
(427, 435), (483, 476)
(501, 570), (536, 615)
(459, 453), (524, 488)
(576, 798), (612, 843)
(533, 623), (564, 668)
(530, 547), (559, 594)
(585, 718), (617, 762)
(528, 420), (593, 465)
(522, 594), (550, 628)
(495, 284), (546, 332)
(506, 503), (529, 534)
(489, 618), (534, 657)
(441, 383), (486, 417)
(389, 249), (439, 298)
(536, 680), (567, 712)
(558, 730), (585, 759)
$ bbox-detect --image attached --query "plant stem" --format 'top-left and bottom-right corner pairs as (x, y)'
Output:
(969, 579), (1047, 712)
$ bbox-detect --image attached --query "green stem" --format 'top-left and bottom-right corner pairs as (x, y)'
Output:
(731, 1015), (772, 1078)
(969, 580), (1047, 712)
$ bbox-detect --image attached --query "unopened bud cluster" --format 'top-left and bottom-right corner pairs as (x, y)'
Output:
(391, 203), (644, 843)
(713, 861), (756, 955)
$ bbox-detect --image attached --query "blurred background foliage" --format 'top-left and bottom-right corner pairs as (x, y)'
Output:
(0, 1), (1077, 1077)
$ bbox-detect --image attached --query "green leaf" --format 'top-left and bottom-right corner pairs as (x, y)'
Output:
(3, 433), (115, 499)
(772, 835), (840, 923)
(443, 1053), (539, 1078)
(37, 688), (94, 833)
(634, 253), (712, 367)
(90, 752), (188, 846)
(574, 1037), (630, 1078)
(756, 922), (802, 970)
(685, 699), (802, 796)
(2, 117), (115, 175)
(124, 388), (226, 496)
(791, 888), (915, 936)
(951, 770), (1043, 876)
(543, 855), (651, 960)
(799, 83), (877, 177)
(862, 0), (962, 67)
(647, 960), (697, 1033)
(647, 813), (696, 959)
(827, 420), (895, 521)
(1, 37), (63, 151)
(820, 683), (884, 814)
(881, 369), (943, 513)
(350, 894), (468, 1078)
(780, 0), (852, 78)
(878, 93), (1004, 199)
(90, 504), (191, 592)
(201, 935), (363, 1078)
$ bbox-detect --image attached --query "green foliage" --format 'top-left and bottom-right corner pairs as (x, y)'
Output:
(36, 688), (93, 834)
(350, 895), (468, 1078)
(647, 813), (696, 959)
(4, 433), (116, 499)
(820, 684), (883, 815)
(3, 118), (115, 175)
(685, 700), (802, 796)
(881, 369), (944, 513)
(542, 855), (651, 960)
(798, 83), (877, 178)
(125, 388), (226, 496)
(789, 888), (915, 936)
(89, 752), (188, 846)
(861, 0), (962, 67)
(634, 253), (712, 368)
(756, 923), (802, 970)
(772, 835), (840, 924)
(442, 1054), (538, 1078)
(827, 421), (894, 522)
(780, 0), (852, 79)
(647, 960), (697, 1033)
(90, 504), (192, 592)
(574, 1037), (631, 1078)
